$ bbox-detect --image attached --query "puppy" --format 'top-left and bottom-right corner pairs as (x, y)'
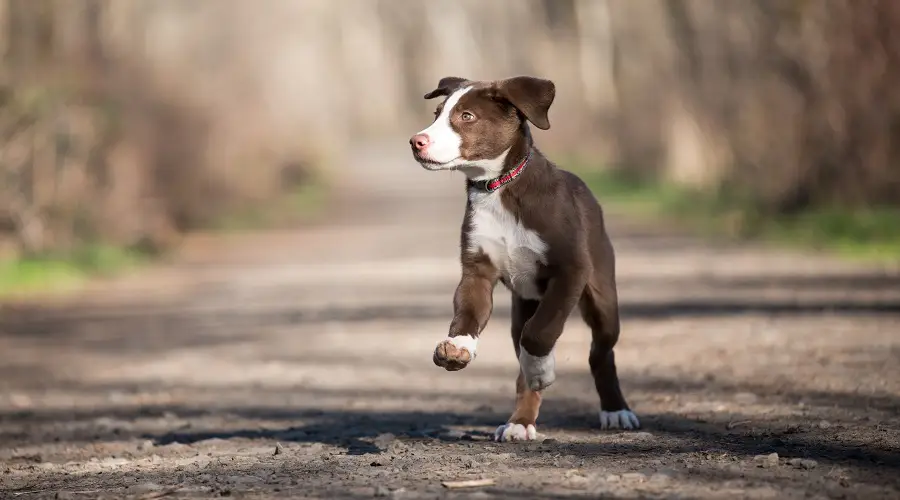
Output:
(409, 76), (639, 442)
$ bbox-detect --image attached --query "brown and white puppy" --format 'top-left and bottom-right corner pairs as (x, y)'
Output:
(409, 76), (639, 442)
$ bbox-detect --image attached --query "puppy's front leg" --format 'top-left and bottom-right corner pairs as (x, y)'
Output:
(434, 255), (498, 371)
(518, 267), (587, 390)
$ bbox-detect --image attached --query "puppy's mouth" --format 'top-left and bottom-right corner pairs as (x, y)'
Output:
(414, 154), (462, 170)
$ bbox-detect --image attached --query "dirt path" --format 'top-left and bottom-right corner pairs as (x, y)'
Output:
(1, 141), (899, 499)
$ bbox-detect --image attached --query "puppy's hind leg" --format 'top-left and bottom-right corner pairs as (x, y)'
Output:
(494, 295), (543, 442)
(579, 276), (640, 431)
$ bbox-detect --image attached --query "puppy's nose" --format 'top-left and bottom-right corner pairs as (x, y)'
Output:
(410, 133), (430, 151)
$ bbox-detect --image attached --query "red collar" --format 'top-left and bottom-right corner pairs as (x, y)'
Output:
(468, 150), (531, 193)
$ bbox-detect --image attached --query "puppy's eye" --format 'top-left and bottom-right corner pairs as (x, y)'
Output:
(460, 111), (475, 122)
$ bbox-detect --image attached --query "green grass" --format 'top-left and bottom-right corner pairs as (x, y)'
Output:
(0, 245), (150, 299)
(573, 166), (900, 263)
(0, 179), (330, 299)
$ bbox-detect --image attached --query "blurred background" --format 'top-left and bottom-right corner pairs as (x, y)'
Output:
(2, 0), (898, 269)
(2, 2), (900, 497)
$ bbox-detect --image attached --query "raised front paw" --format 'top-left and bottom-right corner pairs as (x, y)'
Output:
(493, 422), (537, 442)
(518, 347), (556, 391)
(433, 336), (477, 371)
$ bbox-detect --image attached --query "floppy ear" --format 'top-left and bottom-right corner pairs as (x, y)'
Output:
(423, 76), (469, 99)
(494, 76), (556, 130)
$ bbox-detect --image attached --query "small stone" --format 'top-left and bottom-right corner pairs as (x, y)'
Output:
(604, 474), (621, 483)
(753, 452), (779, 468)
(788, 458), (818, 469)
(621, 472), (647, 482)
(374, 486), (391, 497)
(137, 440), (154, 451)
(36, 462), (56, 470)
(542, 438), (559, 445)
(818, 420), (832, 430)
(273, 442), (284, 456)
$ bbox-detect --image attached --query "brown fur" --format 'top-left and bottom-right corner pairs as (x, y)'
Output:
(417, 75), (634, 432)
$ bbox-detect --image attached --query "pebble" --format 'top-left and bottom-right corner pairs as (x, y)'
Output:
(788, 458), (818, 470)
(273, 442), (284, 456)
(374, 486), (391, 497)
(818, 420), (832, 430)
(542, 438), (559, 445)
(137, 440), (155, 451)
(604, 474), (621, 483)
(753, 452), (779, 468)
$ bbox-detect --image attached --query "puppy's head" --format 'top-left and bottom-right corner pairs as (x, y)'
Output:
(409, 76), (555, 176)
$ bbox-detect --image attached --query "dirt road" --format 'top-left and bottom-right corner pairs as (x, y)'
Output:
(1, 141), (899, 499)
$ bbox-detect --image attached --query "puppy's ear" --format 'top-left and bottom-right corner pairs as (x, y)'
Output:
(424, 76), (469, 99)
(494, 76), (556, 130)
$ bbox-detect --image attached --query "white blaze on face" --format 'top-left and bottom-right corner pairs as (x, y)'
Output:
(416, 86), (471, 164)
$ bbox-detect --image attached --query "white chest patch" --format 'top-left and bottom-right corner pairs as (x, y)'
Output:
(467, 190), (548, 300)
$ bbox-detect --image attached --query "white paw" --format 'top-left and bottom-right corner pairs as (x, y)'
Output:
(599, 409), (640, 430)
(444, 334), (478, 357)
(518, 347), (556, 391)
(493, 423), (537, 442)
